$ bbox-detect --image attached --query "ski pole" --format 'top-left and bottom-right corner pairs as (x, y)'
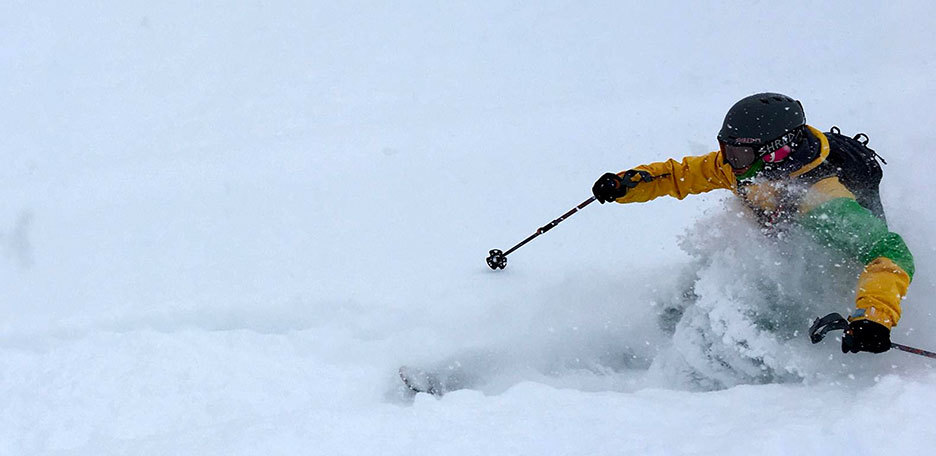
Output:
(808, 312), (936, 360)
(486, 196), (596, 270)
(890, 342), (936, 359)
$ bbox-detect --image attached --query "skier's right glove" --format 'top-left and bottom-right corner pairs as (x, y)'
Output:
(842, 319), (891, 354)
(592, 170), (653, 203)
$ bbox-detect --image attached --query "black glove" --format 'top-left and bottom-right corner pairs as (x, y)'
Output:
(592, 170), (653, 203)
(592, 173), (625, 203)
(842, 319), (891, 354)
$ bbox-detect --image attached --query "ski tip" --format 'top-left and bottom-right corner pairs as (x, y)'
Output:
(398, 365), (443, 397)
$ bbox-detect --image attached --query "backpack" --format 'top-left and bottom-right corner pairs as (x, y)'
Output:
(819, 126), (887, 221)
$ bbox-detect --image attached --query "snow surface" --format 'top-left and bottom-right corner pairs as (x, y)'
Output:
(2, 1), (936, 454)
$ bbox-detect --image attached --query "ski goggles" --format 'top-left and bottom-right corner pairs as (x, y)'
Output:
(719, 141), (763, 169)
(719, 128), (804, 170)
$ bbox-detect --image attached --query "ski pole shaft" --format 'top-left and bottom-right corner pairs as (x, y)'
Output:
(504, 196), (596, 256)
(891, 342), (936, 360)
(487, 196), (596, 270)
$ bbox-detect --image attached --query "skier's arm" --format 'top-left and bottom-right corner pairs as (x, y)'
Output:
(799, 177), (914, 329)
(612, 151), (737, 204)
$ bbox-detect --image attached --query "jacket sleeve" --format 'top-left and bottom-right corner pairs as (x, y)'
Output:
(614, 151), (737, 204)
(798, 177), (914, 329)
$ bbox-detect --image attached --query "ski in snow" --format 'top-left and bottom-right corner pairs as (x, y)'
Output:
(399, 366), (444, 396)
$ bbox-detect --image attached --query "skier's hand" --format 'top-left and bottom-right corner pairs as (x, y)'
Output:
(842, 319), (891, 354)
(592, 170), (653, 203)
(592, 173), (625, 203)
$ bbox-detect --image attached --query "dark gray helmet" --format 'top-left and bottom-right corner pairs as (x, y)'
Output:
(718, 93), (805, 145)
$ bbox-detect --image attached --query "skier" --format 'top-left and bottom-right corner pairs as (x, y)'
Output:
(591, 93), (913, 355)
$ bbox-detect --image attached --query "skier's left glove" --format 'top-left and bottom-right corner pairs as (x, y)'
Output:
(842, 319), (891, 354)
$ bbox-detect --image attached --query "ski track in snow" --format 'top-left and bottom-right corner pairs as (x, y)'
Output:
(2, 1), (936, 454)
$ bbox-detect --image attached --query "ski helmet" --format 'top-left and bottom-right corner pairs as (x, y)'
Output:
(717, 93), (805, 146)
(717, 93), (806, 171)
